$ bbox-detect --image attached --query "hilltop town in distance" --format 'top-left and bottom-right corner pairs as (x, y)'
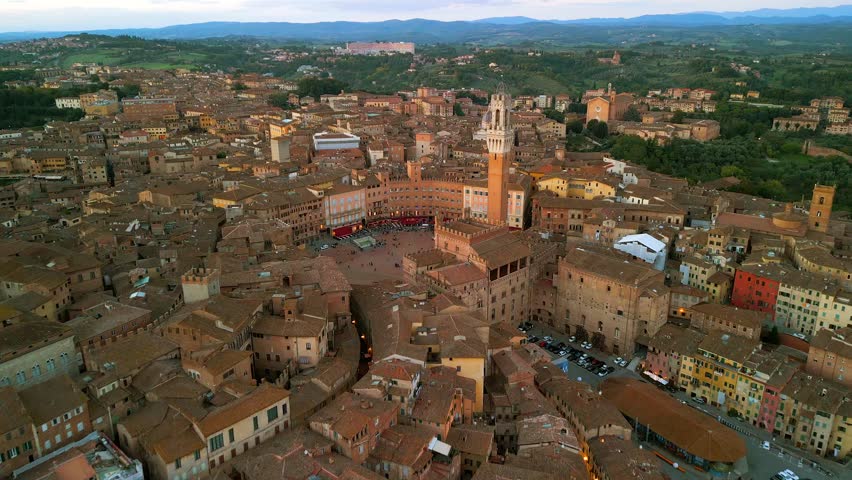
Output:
(0, 9), (851, 480)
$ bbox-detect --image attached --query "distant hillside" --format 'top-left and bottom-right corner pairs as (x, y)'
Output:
(1, 5), (851, 42)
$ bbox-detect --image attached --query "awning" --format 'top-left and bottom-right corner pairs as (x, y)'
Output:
(332, 224), (360, 238)
(643, 370), (669, 385)
(428, 437), (452, 456)
(394, 216), (433, 226)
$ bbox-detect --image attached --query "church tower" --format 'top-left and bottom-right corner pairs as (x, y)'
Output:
(808, 184), (835, 233)
(485, 83), (514, 225)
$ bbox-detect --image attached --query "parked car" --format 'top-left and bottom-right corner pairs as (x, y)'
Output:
(691, 397), (706, 404)
(527, 336), (539, 344)
(761, 441), (771, 450)
(791, 332), (807, 341)
(568, 336), (577, 343)
(320, 244), (330, 250)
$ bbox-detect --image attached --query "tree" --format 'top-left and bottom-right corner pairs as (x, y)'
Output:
(574, 326), (588, 342)
(766, 326), (780, 345)
(455, 91), (488, 106)
(232, 82), (248, 91)
(112, 84), (140, 100)
(453, 102), (464, 116)
(297, 77), (348, 100)
(670, 110), (686, 123)
(612, 135), (651, 163)
(566, 120), (584, 134)
(720, 165), (745, 178)
(588, 120), (608, 139)
(543, 108), (565, 123)
(623, 105), (641, 122)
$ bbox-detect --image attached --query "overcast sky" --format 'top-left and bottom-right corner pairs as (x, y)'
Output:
(1, 0), (846, 32)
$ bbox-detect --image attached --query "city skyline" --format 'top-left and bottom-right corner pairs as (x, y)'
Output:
(1, 1), (849, 32)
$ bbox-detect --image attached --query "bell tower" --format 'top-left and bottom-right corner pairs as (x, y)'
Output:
(486, 83), (513, 225)
(808, 184), (835, 233)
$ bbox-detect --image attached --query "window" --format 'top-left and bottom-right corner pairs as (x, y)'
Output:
(0, 377), (9, 387)
(253, 416), (259, 431)
(32, 365), (41, 378)
(194, 450), (201, 461)
(176, 458), (182, 469)
(267, 407), (279, 423)
(46, 359), (56, 372)
(15, 371), (26, 385)
(209, 433), (224, 452)
(305, 343), (311, 350)
(7, 447), (19, 459)
(281, 403), (288, 416)
(228, 428), (234, 443)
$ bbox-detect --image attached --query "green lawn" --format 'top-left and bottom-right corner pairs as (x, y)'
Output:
(61, 51), (125, 67)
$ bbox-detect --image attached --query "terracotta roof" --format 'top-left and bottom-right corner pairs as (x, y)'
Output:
(0, 387), (31, 434)
(810, 327), (852, 359)
(309, 392), (398, 440)
(504, 445), (586, 480)
(369, 425), (433, 471)
(471, 463), (558, 480)
(647, 324), (704, 355)
(697, 331), (759, 364)
(588, 435), (664, 480)
(197, 383), (289, 436)
(471, 232), (531, 269)
(601, 377), (746, 463)
(690, 302), (766, 331)
(18, 374), (87, 425)
(445, 424), (494, 457)
(716, 212), (807, 237)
